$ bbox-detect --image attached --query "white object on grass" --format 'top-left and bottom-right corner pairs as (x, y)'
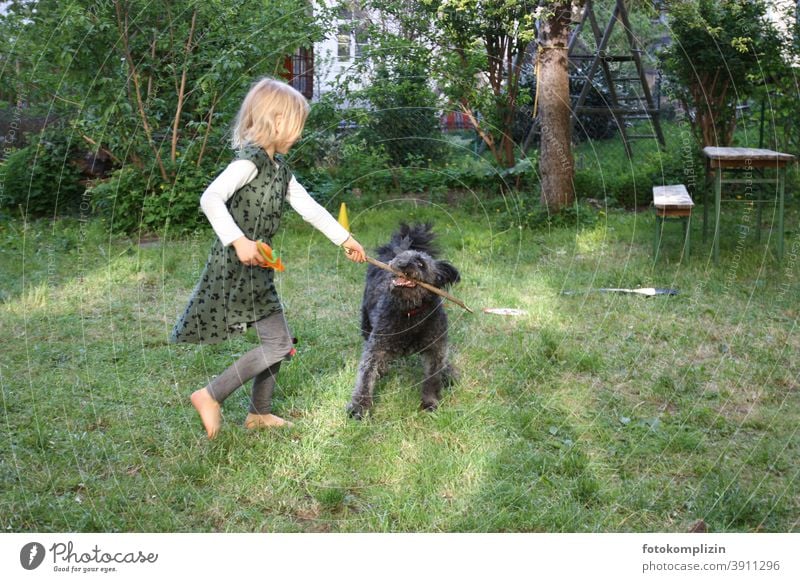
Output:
(483, 308), (528, 316)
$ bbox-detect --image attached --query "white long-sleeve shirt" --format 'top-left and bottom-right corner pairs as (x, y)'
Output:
(199, 159), (350, 247)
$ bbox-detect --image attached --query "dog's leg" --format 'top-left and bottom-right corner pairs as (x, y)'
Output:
(347, 338), (388, 419)
(360, 301), (373, 340)
(441, 361), (458, 388)
(420, 342), (448, 411)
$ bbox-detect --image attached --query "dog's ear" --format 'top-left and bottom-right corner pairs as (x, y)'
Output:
(435, 260), (460, 288)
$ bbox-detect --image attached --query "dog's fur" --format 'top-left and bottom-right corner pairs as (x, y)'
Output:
(347, 223), (461, 419)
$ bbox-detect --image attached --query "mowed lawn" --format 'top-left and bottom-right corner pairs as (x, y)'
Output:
(2, 200), (798, 532)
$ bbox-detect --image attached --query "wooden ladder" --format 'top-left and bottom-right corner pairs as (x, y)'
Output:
(568, 0), (665, 157)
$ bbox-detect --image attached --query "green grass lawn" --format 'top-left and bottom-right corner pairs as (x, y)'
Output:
(1, 198), (798, 532)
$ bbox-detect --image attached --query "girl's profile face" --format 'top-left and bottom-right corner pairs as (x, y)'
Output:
(270, 113), (304, 154)
(274, 137), (298, 155)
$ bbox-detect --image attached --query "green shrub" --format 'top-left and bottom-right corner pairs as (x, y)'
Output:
(88, 160), (214, 235)
(327, 140), (396, 199)
(573, 125), (703, 208)
(319, 140), (533, 205)
(289, 95), (344, 174)
(0, 129), (85, 217)
(573, 169), (646, 208)
(495, 195), (603, 232)
(357, 53), (448, 167)
(87, 165), (148, 233)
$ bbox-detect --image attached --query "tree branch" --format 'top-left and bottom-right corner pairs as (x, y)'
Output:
(459, 100), (501, 166)
(196, 92), (218, 168)
(114, 0), (168, 181)
(80, 134), (122, 165)
(147, 29), (157, 100)
(171, 7), (197, 163)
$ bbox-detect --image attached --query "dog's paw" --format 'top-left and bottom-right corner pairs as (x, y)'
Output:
(346, 401), (369, 420)
(421, 398), (439, 412)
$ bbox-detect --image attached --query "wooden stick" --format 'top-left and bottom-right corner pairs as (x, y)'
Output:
(365, 255), (474, 314)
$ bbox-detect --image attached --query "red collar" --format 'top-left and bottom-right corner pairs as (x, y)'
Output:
(406, 305), (425, 317)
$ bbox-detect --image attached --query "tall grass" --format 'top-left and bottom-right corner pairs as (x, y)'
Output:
(1, 194), (798, 532)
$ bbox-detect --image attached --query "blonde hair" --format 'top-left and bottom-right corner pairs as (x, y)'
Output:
(231, 77), (310, 152)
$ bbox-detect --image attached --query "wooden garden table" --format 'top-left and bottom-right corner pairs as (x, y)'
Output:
(702, 147), (795, 264)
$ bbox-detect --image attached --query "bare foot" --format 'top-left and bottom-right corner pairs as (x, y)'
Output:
(244, 413), (293, 430)
(190, 388), (222, 439)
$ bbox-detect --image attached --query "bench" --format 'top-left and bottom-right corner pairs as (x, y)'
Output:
(653, 184), (694, 262)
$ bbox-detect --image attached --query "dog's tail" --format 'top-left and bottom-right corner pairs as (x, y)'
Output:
(377, 223), (439, 260)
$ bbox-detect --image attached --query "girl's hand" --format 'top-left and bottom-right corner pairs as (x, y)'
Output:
(232, 237), (266, 267)
(342, 235), (366, 263)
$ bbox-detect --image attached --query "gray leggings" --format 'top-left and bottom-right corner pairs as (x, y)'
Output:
(205, 311), (294, 414)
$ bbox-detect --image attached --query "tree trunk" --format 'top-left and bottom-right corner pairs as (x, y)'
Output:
(538, 1), (576, 212)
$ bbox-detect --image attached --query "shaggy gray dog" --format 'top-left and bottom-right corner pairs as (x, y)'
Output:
(347, 223), (461, 419)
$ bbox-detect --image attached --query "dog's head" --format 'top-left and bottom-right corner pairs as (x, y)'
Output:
(388, 250), (461, 301)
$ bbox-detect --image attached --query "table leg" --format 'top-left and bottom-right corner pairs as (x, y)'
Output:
(714, 167), (722, 264)
(683, 215), (691, 261)
(654, 214), (662, 262)
(703, 170), (709, 243)
(756, 200), (762, 243)
(778, 165), (786, 261)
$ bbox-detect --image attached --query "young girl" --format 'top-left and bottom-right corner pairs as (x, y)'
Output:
(170, 77), (365, 439)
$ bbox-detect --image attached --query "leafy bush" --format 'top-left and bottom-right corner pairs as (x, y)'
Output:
(493, 194), (604, 232)
(290, 97), (372, 202)
(289, 95), (344, 174)
(88, 159), (214, 235)
(353, 48), (448, 167)
(318, 137), (536, 205)
(0, 129), (85, 217)
(573, 121), (702, 208)
(87, 166), (147, 232)
(327, 140), (395, 199)
(660, 0), (783, 147)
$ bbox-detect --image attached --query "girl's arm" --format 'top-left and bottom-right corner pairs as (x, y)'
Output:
(199, 159), (258, 246)
(200, 160), (266, 266)
(286, 176), (349, 244)
(287, 177), (365, 262)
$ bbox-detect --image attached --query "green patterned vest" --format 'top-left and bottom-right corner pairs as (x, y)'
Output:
(170, 146), (292, 344)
